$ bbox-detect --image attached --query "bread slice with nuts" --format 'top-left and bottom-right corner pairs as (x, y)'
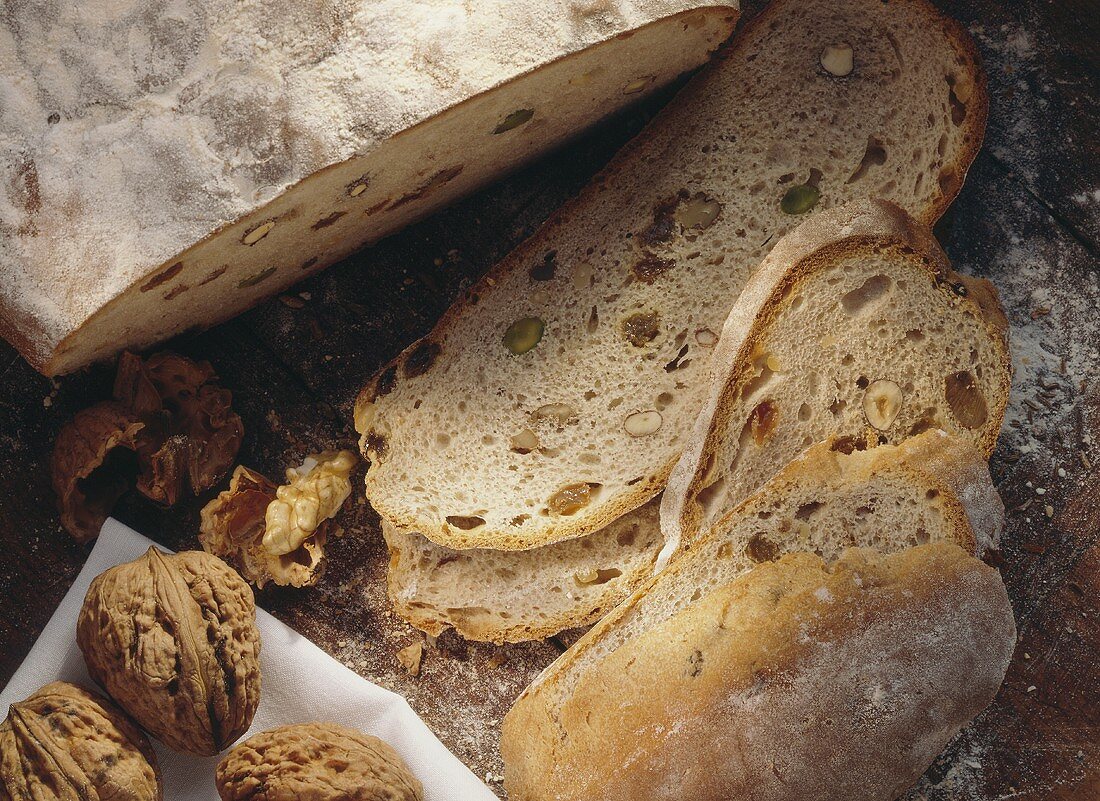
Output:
(1, 2), (738, 375)
(355, 0), (989, 551)
(658, 199), (1009, 565)
(382, 499), (661, 644)
(502, 541), (1015, 801)
(383, 427), (1002, 643)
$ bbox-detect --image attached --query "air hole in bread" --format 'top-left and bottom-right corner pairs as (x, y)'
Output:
(829, 398), (846, 417)
(905, 328), (925, 343)
(573, 567), (622, 586)
(795, 500), (825, 521)
(841, 273), (892, 315)
(938, 169), (958, 196)
(587, 306), (600, 333)
(846, 136), (887, 184)
(435, 433), (451, 448)
(616, 526), (638, 547)
(655, 392), (675, 410)
(797, 403), (812, 422)
(695, 476), (727, 518)
(445, 515), (486, 530)
(947, 77), (968, 125)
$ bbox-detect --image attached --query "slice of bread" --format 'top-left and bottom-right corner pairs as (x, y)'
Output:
(1, 2), (737, 375)
(382, 499), (661, 644)
(502, 541), (1016, 801)
(355, 0), (989, 551)
(384, 428), (1002, 643)
(659, 199), (1009, 565)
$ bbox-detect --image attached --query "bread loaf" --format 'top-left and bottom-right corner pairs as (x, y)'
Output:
(0, 1), (737, 375)
(502, 541), (1015, 801)
(659, 199), (1009, 565)
(355, 0), (988, 552)
(385, 428), (1000, 643)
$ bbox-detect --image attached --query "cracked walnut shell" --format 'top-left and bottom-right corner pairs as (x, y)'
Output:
(50, 402), (145, 543)
(200, 451), (356, 588)
(216, 722), (422, 801)
(76, 547), (261, 756)
(0, 681), (162, 801)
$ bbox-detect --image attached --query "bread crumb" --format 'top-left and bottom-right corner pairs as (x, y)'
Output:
(397, 640), (424, 677)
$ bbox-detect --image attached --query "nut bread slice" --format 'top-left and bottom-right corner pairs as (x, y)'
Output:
(0, 2), (738, 375)
(502, 541), (1015, 801)
(382, 499), (661, 644)
(659, 199), (1009, 565)
(355, 0), (989, 551)
(383, 427), (1002, 643)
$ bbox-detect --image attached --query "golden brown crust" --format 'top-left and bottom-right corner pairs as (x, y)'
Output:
(508, 430), (1003, 755)
(503, 541), (1016, 801)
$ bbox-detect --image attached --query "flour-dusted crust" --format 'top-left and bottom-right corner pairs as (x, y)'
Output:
(503, 541), (1016, 801)
(354, 0), (989, 553)
(0, 1), (737, 375)
(659, 199), (1011, 563)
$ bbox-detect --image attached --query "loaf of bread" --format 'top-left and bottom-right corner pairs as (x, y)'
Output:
(355, 0), (988, 553)
(384, 427), (1000, 643)
(0, 1), (737, 375)
(658, 198), (1009, 565)
(502, 541), (1015, 801)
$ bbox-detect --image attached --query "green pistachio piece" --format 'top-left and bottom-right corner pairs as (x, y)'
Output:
(780, 184), (821, 215)
(503, 317), (545, 355)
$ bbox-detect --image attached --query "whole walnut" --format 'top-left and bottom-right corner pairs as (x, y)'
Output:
(0, 681), (162, 801)
(76, 547), (261, 755)
(216, 722), (423, 801)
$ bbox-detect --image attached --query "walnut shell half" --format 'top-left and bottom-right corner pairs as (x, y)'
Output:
(215, 722), (423, 801)
(76, 548), (261, 755)
(50, 402), (144, 543)
(0, 681), (162, 801)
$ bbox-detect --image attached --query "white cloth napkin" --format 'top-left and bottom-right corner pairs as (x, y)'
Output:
(0, 518), (497, 801)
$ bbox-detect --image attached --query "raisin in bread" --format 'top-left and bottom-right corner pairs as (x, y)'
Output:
(355, 0), (988, 551)
(659, 199), (1009, 565)
(0, 1), (737, 375)
(502, 541), (1015, 801)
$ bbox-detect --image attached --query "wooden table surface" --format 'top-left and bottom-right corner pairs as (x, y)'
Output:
(1, 2), (1097, 798)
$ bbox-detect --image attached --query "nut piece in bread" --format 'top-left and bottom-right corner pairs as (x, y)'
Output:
(0, 681), (162, 801)
(216, 722), (422, 801)
(76, 547), (261, 755)
(355, 0), (990, 553)
(502, 541), (1016, 801)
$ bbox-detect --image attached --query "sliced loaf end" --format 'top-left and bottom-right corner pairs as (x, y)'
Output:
(660, 199), (1009, 562)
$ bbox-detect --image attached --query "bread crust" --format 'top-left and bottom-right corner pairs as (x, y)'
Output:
(659, 199), (1011, 560)
(503, 541), (1016, 801)
(355, 0), (991, 552)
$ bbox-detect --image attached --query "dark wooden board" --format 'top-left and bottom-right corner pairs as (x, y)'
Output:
(1, 2), (1097, 798)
